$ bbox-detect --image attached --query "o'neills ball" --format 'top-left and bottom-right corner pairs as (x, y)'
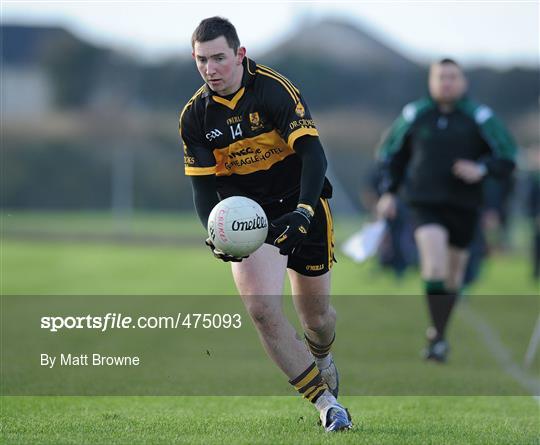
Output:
(207, 196), (268, 257)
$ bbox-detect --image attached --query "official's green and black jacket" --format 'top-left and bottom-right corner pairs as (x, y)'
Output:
(377, 96), (517, 209)
(180, 57), (332, 206)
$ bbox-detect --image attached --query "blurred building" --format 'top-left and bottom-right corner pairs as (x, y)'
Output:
(2, 68), (52, 119)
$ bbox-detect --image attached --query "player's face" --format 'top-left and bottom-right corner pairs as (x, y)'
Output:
(193, 36), (245, 96)
(429, 63), (467, 105)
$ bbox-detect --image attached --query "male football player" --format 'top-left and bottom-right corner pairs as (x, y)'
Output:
(180, 17), (352, 431)
(376, 58), (517, 362)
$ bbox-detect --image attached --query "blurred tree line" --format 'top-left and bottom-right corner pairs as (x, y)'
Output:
(1, 23), (538, 212)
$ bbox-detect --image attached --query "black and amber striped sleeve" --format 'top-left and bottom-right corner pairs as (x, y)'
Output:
(179, 89), (216, 176)
(256, 64), (319, 149)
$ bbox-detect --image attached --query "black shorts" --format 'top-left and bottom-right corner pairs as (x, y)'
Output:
(263, 197), (335, 277)
(410, 204), (479, 249)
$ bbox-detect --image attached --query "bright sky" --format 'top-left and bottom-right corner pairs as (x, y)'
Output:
(1, 1), (538, 67)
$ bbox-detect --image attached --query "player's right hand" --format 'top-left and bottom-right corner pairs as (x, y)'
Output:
(205, 238), (248, 262)
(376, 193), (397, 220)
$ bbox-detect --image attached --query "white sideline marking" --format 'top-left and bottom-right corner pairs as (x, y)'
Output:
(459, 303), (540, 403)
(524, 315), (540, 369)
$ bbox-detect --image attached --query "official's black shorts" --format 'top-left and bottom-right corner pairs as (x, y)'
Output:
(263, 197), (335, 277)
(410, 203), (479, 249)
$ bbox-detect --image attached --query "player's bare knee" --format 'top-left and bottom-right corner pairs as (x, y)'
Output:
(245, 302), (278, 329)
(301, 307), (334, 334)
(246, 303), (268, 322)
(301, 315), (326, 333)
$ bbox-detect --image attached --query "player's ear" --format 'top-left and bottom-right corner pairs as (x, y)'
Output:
(236, 46), (246, 64)
(192, 51), (196, 60)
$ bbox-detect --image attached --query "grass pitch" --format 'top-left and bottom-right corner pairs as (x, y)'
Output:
(1, 212), (539, 444)
(2, 396), (538, 444)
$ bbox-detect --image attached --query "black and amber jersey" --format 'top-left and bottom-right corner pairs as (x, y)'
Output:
(179, 57), (332, 205)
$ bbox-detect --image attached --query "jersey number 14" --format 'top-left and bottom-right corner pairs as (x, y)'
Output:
(230, 123), (243, 140)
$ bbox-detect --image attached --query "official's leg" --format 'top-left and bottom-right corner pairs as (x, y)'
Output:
(442, 205), (478, 341)
(433, 245), (469, 355)
(447, 246), (470, 293)
(415, 224), (449, 282)
(415, 224), (451, 334)
(415, 224), (453, 361)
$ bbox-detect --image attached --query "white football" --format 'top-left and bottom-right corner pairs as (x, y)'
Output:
(207, 196), (268, 257)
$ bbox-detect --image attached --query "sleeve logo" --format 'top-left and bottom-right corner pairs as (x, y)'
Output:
(295, 102), (305, 118)
(206, 129), (224, 141)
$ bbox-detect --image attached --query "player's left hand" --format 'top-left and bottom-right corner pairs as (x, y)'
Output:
(452, 159), (487, 184)
(270, 206), (313, 255)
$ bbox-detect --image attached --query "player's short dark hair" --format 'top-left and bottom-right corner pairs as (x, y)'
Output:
(437, 58), (461, 68)
(192, 17), (240, 53)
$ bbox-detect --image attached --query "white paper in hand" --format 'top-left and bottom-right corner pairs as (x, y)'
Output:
(341, 220), (387, 263)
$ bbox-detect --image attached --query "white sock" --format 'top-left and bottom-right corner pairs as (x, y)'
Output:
(315, 353), (332, 370)
(314, 389), (337, 412)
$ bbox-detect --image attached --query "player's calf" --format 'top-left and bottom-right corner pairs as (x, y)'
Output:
(305, 334), (339, 398)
